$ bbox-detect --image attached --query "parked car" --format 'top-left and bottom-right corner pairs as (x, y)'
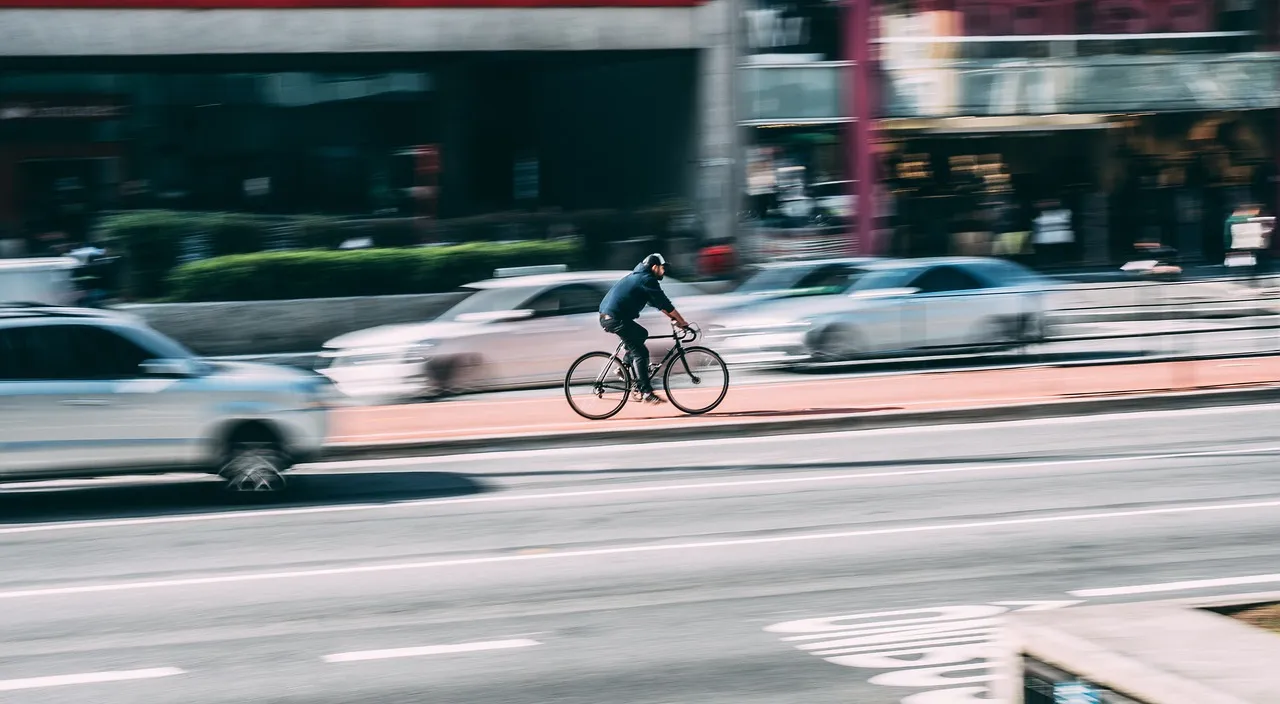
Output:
(708, 257), (1052, 365)
(0, 303), (332, 493)
(317, 269), (714, 401)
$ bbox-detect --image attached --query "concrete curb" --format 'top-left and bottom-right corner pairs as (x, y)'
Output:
(321, 384), (1280, 462)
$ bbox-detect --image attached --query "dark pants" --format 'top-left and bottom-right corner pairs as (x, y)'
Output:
(600, 314), (651, 393)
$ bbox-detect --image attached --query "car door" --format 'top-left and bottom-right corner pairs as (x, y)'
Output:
(906, 266), (991, 350)
(0, 325), (67, 476)
(508, 284), (607, 384)
(29, 322), (196, 472)
(0, 322), (118, 475)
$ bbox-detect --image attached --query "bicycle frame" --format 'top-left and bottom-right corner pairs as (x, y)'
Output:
(594, 326), (701, 392)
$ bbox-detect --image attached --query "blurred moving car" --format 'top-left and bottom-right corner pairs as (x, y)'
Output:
(709, 257), (1052, 365)
(317, 268), (713, 401)
(709, 257), (882, 310)
(0, 303), (332, 493)
(0, 257), (81, 306)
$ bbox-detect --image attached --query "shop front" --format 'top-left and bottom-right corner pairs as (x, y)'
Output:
(739, 0), (856, 261)
(0, 51), (700, 256)
(868, 0), (1280, 268)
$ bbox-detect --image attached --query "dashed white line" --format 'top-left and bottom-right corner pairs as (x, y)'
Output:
(324, 638), (541, 663)
(3, 497), (1279, 601)
(0, 667), (185, 691)
(2, 443), (1278, 536)
(1070, 573), (1280, 598)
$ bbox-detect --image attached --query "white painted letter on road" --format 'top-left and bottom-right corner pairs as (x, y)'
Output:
(766, 600), (1081, 703)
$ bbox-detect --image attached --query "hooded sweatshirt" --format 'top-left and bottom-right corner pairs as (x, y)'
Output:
(599, 261), (675, 321)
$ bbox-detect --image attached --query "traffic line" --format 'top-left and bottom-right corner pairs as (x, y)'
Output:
(0, 667), (185, 691)
(3, 438), (1278, 537)
(1070, 573), (1280, 598)
(323, 638), (541, 663)
(2, 497), (1280, 601)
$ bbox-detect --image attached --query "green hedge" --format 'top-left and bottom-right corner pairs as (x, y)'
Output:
(166, 240), (582, 302)
(99, 204), (691, 299)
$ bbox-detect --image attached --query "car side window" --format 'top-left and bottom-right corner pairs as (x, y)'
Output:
(795, 265), (856, 291)
(21, 324), (154, 380)
(558, 285), (606, 316)
(910, 267), (986, 294)
(0, 326), (74, 380)
(525, 285), (605, 317)
(0, 329), (26, 380)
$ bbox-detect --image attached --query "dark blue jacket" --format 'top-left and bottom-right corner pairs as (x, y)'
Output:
(599, 262), (675, 321)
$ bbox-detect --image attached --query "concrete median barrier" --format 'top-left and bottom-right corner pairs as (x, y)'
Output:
(996, 592), (1280, 704)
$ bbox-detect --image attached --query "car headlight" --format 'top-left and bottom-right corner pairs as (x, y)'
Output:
(325, 343), (434, 368)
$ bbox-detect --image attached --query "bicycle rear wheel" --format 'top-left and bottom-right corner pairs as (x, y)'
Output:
(565, 351), (632, 420)
(662, 346), (729, 415)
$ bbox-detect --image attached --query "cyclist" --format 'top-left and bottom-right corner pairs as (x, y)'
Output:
(599, 253), (691, 405)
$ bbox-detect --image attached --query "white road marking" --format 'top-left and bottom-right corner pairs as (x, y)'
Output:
(0, 667), (185, 691)
(2, 497), (1279, 601)
(3, 443), (1278, 536)
(323, 638), (541, 663)
(1070, 573), (1280, 598)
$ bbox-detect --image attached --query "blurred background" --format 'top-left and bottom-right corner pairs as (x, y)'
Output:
(0, 1), (1274, 289)
(0, 0), (1279, 396)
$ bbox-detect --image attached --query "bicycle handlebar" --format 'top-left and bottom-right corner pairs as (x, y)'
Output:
(671, 320), (700, 343)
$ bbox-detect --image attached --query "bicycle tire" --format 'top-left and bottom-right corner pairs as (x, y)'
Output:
(662, 346), (729, 415)
(565, 351), (632, 420)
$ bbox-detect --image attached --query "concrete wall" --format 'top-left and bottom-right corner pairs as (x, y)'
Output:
(118, 292), (469, 357)
(0, 8), (704, 54)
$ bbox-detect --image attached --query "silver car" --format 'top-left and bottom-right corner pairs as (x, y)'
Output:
(318, 270), (712, 401)
(710, 257), (1052, 364)
(0, 304), (331, 493)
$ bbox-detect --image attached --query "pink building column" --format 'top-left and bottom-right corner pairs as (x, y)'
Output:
(846, 0), (880, 255)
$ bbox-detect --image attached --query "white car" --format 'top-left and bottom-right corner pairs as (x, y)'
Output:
(0, 304), (331, 494)
(317, 270), (713, 401)
(709, 257), (1052, 365)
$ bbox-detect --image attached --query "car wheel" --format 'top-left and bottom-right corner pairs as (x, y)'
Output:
(811, 326), (859, 363)
(220, 432), (288, 496)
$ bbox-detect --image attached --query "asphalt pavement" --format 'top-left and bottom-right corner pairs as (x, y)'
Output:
(4, 404), (1280, 703)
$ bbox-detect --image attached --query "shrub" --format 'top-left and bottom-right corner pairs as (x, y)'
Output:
(98, 210), (190, 300)
(166, 239), (582, 302)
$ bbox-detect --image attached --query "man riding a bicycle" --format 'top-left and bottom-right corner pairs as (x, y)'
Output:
(599, 253), (691, 405)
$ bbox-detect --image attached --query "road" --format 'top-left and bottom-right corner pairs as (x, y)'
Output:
(4, 404), (1280, 703)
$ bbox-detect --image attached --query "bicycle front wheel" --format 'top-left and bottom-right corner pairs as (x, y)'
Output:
(565, 351), (632, 420)
(662, 346), (729, 415)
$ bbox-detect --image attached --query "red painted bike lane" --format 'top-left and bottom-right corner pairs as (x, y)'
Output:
(329, 356), (1280, 445)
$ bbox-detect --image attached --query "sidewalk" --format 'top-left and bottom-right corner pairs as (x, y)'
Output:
(329, 355), (1280, 447)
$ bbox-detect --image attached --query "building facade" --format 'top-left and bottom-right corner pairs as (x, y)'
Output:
(0, 0), (741, 252)
(741, 0), (1280, 266)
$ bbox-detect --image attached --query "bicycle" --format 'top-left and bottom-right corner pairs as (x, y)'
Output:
(564, 321), (730, 420)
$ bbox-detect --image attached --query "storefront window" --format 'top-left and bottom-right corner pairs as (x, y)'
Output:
(877, 0), (1268, 60)
(744, 0), (846, 63)
(740, 64), (846, 123)
(0, 68), (435, 236)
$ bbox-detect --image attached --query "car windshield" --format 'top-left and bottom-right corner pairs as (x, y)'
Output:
(438, 286), (540, 321)
(848, 268), (920, 292)
(735, 267), (810, 294)
(973, 259), (1052, 287)
(737, 264), (868, 297)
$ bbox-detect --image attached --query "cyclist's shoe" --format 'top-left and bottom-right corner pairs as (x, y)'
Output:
(639, 392), (666, 405)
